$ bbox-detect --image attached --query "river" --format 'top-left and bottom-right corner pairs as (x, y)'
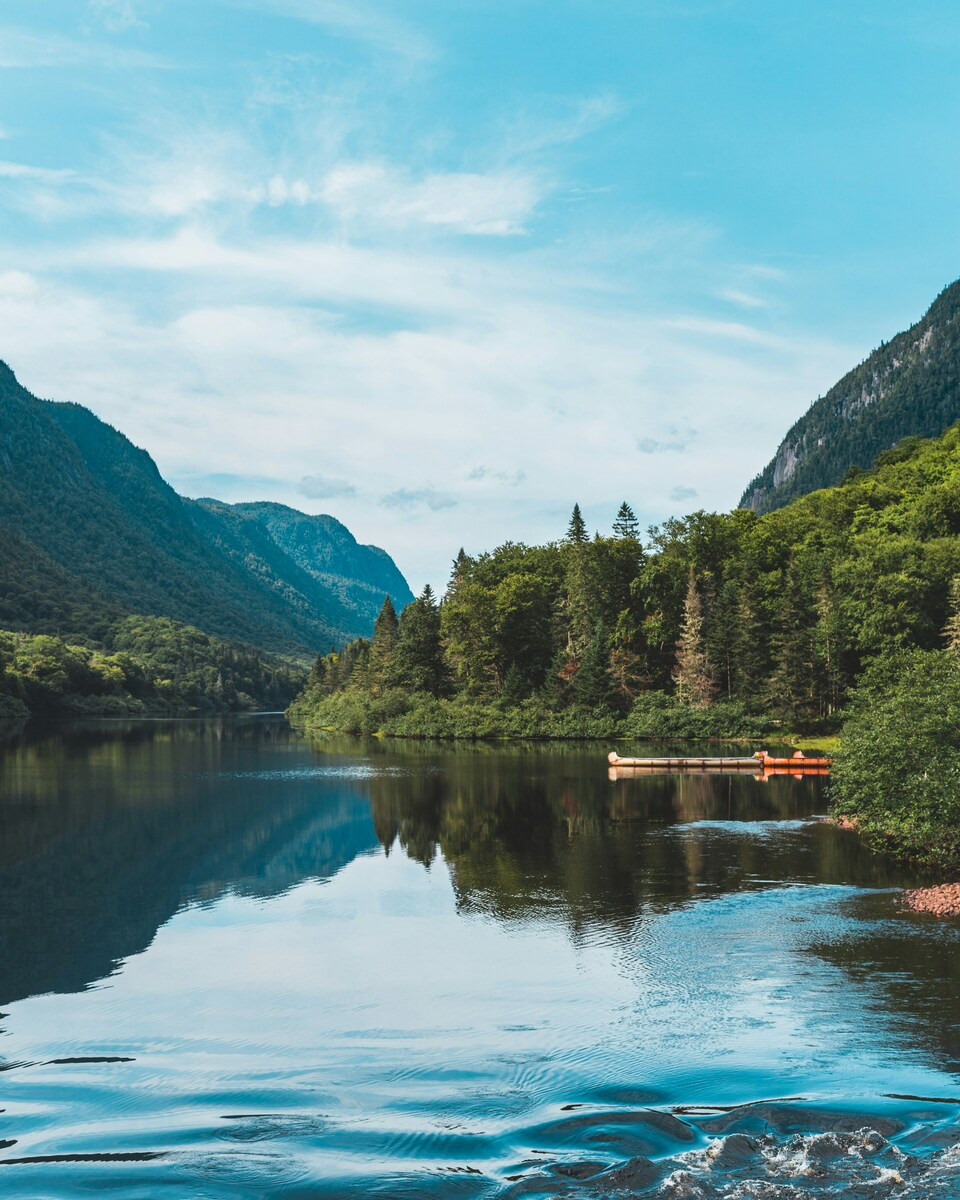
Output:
(0, 716), (958, 1197)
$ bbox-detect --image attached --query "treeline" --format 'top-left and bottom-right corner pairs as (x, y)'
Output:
(0, 615), (307, 719)
(291, 423), (960, 742)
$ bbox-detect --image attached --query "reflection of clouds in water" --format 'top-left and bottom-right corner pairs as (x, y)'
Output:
(198, 765), (419, 781)
(671, 819), (816, 837)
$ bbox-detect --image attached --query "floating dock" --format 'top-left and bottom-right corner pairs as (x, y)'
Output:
(607, 750), (832, 773)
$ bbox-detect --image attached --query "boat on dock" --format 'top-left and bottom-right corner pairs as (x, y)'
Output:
(607, 749), (832, 773)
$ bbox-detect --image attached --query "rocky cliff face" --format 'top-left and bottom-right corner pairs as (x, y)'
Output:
(740, 280), (960, 513)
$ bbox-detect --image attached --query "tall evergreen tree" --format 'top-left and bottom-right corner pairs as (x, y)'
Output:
(369, 595), (399, 694)
(612, 501), (640, 540)
(673, 568), (716, 707)
(567, 503), (587, 546)
(390, 585), (446, 696)
(572, 621), (613, 707)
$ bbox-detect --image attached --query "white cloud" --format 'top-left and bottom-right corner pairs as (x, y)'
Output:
(0, 160), (75, 182)
(320, 163), (543, 235)
(719, 288), (767, 309)
(0, 26), (166, 69)
(218, 0), (435, 63)
(89, 0), (145, 32)
(0, 244), (857, 592)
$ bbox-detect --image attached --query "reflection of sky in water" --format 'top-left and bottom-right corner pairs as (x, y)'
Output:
(0, 720), (958, 1197)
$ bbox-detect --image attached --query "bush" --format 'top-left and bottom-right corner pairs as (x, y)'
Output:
(831, 649), (960, 869)
(623, 693), (772, 739)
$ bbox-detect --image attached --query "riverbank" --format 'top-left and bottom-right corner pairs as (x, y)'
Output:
(287, 688), (792, 741)
(902, 884), (960, 917)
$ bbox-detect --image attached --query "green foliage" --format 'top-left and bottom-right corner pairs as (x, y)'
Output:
(0, 363), (412, 656)
(293, 421), (960, 767)
(0, 617), (306, 717)
(622, 693), (770, 739)
(831, 650), (960, 869)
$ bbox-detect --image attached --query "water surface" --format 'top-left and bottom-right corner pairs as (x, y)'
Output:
(0, 718), (958, 1197)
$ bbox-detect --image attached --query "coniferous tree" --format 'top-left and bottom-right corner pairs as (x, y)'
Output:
(369, 595), (399, 694)
(612, 501), (640, 540)
(572, 622), (612, 707)
(390, 585), (446, 696)
(446, 548), (472, 601)
(567, 503), (587, 546)
(673, 567), (716, 707)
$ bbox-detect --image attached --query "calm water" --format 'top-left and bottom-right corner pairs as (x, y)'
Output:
(0, 717), (959, 1198)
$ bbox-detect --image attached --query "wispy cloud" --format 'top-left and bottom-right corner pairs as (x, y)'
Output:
(0, 160), (75, 181)
(320, 163), (543, 236)
(88, 0), (145, 32)
(0, 25), (167, 69)
(381, 487), (457, 511)
(718, 288), (767, 309)
(299, 473), (357, 499)
(467, 465), (526, 486)
(219, 0), (436, 62)
(637, 425), (697, 454)
(670, 485), (698, 502)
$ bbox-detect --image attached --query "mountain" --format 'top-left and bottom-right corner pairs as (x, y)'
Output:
(0, 362), (413, 656)
(740, 278), (960, 513)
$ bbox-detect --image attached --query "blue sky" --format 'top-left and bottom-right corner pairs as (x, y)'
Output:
(2, 1), (960, 590)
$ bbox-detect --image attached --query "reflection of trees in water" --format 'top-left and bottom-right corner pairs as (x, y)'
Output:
(361, 747), (919, 935)
(807, 896), (960, 1072)
(362, 744), (960, 1071)
(0, 719), (377, 1009)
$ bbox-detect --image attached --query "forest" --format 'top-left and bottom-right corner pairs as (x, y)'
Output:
(291, 420), (960, 742)
(0, 615), (306, 718)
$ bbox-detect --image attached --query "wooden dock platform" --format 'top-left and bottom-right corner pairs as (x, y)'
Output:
(607, 750), (832, 772)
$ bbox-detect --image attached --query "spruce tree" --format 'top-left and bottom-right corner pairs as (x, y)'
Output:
(572, 622), (612, 707)
(567, 503), (587, 545)
(673, 567), (716, 707)
(390, 585), (446, 696)
(612, 501), (639, 540)
(369, 595), (399, 694)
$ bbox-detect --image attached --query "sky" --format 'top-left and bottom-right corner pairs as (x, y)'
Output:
(2, 2), (960, 592)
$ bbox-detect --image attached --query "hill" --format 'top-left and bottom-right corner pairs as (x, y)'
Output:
(0, 362), (413, 657)
(740, 278), (960, 513)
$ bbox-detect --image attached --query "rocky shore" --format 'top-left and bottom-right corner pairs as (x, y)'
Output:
(902, 883), (960, 917)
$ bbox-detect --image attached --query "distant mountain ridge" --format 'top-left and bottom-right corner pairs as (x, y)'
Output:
(0, 362), (413, 655)
(740, 278), (960, 513)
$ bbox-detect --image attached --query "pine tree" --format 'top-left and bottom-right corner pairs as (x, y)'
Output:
(944, 576), (960, 652)
(705, 576), (739, 698)
(612, 501), (639, 540)
(446, 548), (472, 601)
(673, 567), (716, 707)
(567, 503), (587, 545)
(369, 595), (399, 694)
(390, 585), (446, 696)
(572, 621), (612, 707)
(767, 562), (818, 723)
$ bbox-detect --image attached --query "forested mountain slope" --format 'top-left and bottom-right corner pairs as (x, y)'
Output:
(0, 362), (411, 655)
(740, 278), (960, 513)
